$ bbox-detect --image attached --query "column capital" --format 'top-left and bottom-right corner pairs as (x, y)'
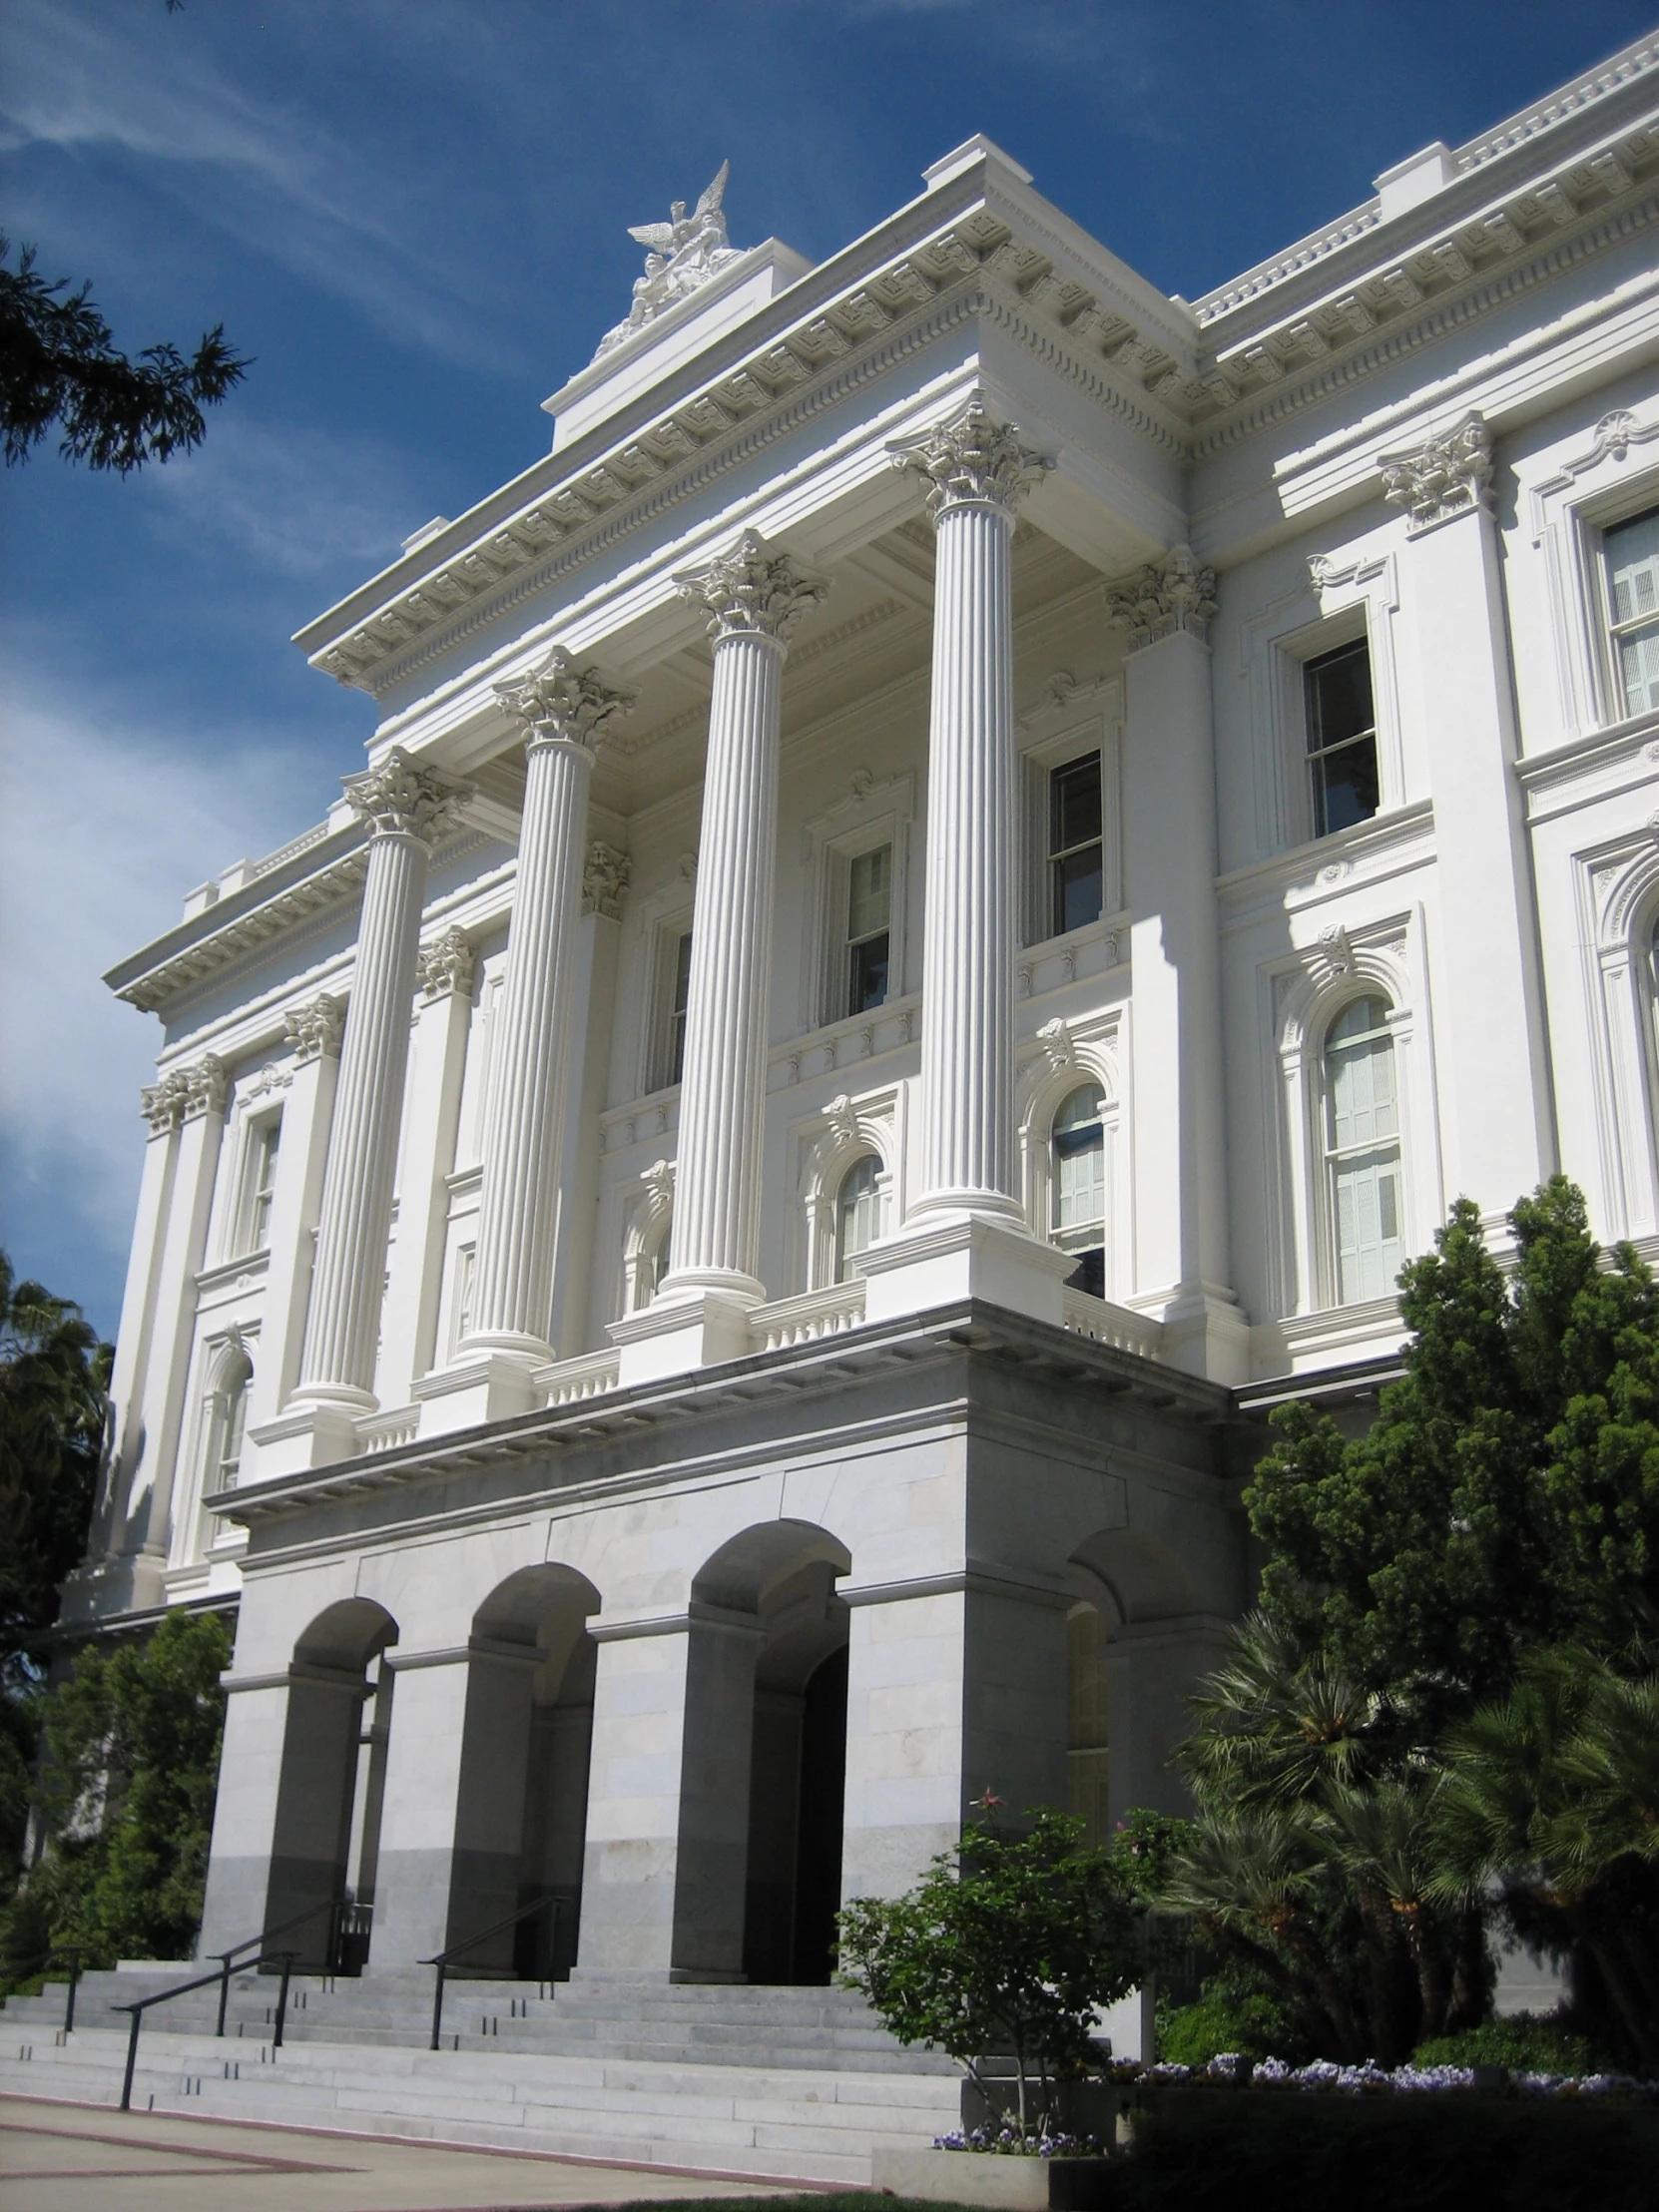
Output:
(139, 1068), (190, 1134)
(675, 529), (830, 646)
(1381, 410), (1493, 535)
(282, 991), (345, 1062)
(414, 929), (476, 1003)
(888, 393), (1053, 522)
(342, 747), (473, 848)
(1105, 543), (1218, 649)
(495, 646), (637, 754)
(582, 840), (632, 919)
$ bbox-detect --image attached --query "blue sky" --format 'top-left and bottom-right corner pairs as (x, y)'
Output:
(3, 0), (1655, 1339)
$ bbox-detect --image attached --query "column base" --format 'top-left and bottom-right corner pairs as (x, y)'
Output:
(857, 1214), (1074, 1329)
(413, 1349), (547, 1438)
(247, 1393), (370, 1478)
(610, 1289), (761, 1386)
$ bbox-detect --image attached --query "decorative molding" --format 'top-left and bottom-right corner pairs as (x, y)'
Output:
(283, 992), (345, 1063)
(493, 645), (637, 755)
(1036, 1016), (1075, 1072)
(582, 841), (632, 919)
(888, 391), (1053, 520)
(142, 1052), (229, 1131)
(1105, 544), (1218, 647)
(414, 930), (476, 1003)
(1317, 922), (1356, 977)
(595, 161), (742, 359)
(1380, 411), (1494, 532)
(341, 748), (473, 848)
(139, 1068), (190, 1134)
(675, 528), (831, 645)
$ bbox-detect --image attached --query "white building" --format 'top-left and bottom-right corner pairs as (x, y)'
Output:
(66, 41), (1659, 1987)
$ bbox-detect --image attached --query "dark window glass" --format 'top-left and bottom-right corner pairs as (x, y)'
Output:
(1305, 640), (1380, 836)
(1049, 753), (1103, 936)
(669, 930), (693, 1084)
(846, 845), (891, 1016)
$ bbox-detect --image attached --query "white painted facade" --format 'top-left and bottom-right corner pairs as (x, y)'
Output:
(64, 44), (1659, 1984)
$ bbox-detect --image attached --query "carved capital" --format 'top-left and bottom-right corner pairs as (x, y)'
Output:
(675, 529), (830, 646)
(178, 1055), (228, 1121)
(1105, 543), (1218, 648)
(495, 645), (637, 755)
(414, 930), (475, 1004)
(283, 992), (345, 1064)
(582, 841), (632, 919)
(1381, 412), (1493, 534)
(139, 1068), (191, 1134)
(888, 394), (1053, 522)
(341, 747), (473, 848)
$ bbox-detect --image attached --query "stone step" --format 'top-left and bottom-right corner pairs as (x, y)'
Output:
(0, 2024), (959, 2185)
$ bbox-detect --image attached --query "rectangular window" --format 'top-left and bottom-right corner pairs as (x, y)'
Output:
(1305, 640), (1380, 837)
(668, 930), (693, 1084)
(846, 844), (891, 1016)
(1326, 1001), (1403, 1305)
(449, 1244), (476, 1358)
(216, 1381), (248, 1494)
(1049, 754), (1103, 937)
(1605, 508), (1659, 717)
(245, 1117), (280, 1252)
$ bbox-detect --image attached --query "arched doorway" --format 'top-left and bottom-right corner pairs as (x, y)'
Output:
(1066, 1529), (1214, 1828)
(267, 1597), (397, 1967)
(688, 1521), (850, 1985)
(445, 1564), (599, 1978)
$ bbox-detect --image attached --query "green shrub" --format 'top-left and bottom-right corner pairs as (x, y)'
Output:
(1156, 1960), (1310, 2065)
(1411, 2012), (1596, 2075)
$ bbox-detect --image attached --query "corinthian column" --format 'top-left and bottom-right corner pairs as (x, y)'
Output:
(660, 532), (829, 1305)
(892, 395), (1051, 1225)
(466, 648), (636, 1362)
(293, 749), (470, 1415)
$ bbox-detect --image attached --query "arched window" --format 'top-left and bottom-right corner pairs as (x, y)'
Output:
(1051, 1084), (1106, 1298)
(1324, 995), (1402, 1305)
(215, 1352), (252, 1493)
(834, 1155), (881, 1283)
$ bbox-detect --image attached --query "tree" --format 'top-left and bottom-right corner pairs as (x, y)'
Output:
(0, 233), (248, 475)
(0, 1255), (110, 1882)
(9, 1609), (232, 1969)
(1430, 1646), (1659, 2072)
(836, 1804), (1144, 2139)
(1247, 1179), (1659, 1719)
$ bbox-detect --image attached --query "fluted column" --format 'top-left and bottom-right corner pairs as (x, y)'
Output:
(661, 531), (829, 1301)
(294, 749), (469, 1409)
(891, 396), (1051, 1225)
(466, 649), (636, 1361)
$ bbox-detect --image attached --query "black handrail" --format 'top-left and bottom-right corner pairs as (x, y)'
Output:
(114, 1949), (296, 2110)
(419, 1896), (558, 2050)
(0, 1945), (82, 2034)
(210, 1899), (356, 2034)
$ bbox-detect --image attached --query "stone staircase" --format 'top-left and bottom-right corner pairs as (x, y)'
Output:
(0, 1971), (962, 2183)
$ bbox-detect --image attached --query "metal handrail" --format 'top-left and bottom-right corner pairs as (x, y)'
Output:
(210, 1898), (360, 2033)
(114, 1949), (297, 2110)
(419, 1896), (558, 2050)
(0, 1945), (82, 2034)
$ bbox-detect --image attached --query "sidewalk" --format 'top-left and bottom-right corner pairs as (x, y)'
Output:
(0, 2095), (825, 2212)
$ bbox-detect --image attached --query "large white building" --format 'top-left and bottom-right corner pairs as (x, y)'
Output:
(66, 40), (1659, 1989)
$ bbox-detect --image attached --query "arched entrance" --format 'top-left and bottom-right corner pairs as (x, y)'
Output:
(689, 1521), (850, 1984)
(266, 1597), (397, 1967)
(445, 1564), (599, 1977)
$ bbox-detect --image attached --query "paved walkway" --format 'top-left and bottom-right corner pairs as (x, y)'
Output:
(0, 2096), (818, 2212)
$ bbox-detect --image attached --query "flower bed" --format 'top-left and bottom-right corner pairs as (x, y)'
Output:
(1132, 2051), (1659, 2100)
(933, 2127), (1106, 2156)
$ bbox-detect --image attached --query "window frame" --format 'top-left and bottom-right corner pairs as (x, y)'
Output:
(1017, 684), (1121, 950)
(1320, 993), (1405, 1308)
(799, 774), (913, 1034)
(1302, 636), (1382, 842)
(1599, 501), (1659, 723)
(833, 1151), (883, 1283)
(843, 842), (893, 1020)
(1047, 753), (1105, 941)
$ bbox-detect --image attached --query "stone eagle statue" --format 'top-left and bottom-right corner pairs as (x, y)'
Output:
(594, 162), (742, 359)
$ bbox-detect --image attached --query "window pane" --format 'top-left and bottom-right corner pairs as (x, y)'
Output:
(836, 1155), (881, 1281)
(1616, 623), (1659, 717)
(849, 933), (888, 1014)
(1305, 640), (1375, 753)
(1607, 510), (1659, 625)
(1052, 1085), (1105, 1239)
(1051, 755), (1102, 853)
(1054, 848), (1104, 935)
(1312, 737), (1382, 835)
(847, 845), (891, 942)
(669, 930), (693, 1084)
(1325, 998), (1402, 1305)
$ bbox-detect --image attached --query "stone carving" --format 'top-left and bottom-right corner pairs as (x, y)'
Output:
(495, 646), (637, 754)
(676, 528), (830, 645)
(1381, 412), (1493, 533)
(595, 161), (742, 359)
(341, 748), (472, 848)
(172, 1055), (228, 1122)
(889, 394), (1053, 521)
(1105, 544), (1218, 647)
(283, 993), (345, 1063)
(1318, 922), (1356, 976)
(824, 1094), (860, 1150)
(1037, 1016), (1075, 1072)
(1588, 408), (1641, 466)
(582, 841), (633, 919)
(139, 1068), (191, 1134)
(415, 930), (476, 1003)
(641, 1157), (677, 1212)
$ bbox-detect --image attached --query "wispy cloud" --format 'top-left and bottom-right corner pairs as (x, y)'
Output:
(0, 0), (524, 370)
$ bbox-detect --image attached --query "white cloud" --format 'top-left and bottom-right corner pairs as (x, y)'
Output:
(0, 669), (320, 1278)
